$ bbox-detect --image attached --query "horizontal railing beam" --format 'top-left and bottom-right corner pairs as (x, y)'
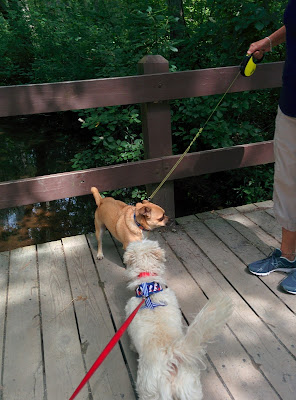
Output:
(0, 141), (274, 209)
(0, 62), (283, 117)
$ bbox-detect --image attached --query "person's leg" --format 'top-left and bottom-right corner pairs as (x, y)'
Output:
(280, 228), (296, 294)
(248, 107), (296, 277)
(281, 228), (296, 261)
(273, 107), (296, 233)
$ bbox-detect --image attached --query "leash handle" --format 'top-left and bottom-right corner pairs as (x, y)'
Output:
(69, 298), (145, 400)
(240, 52), (264, 77)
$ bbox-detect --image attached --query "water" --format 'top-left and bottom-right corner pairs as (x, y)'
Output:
(0, 113), (271, 252)
(0, 114), (95, 252)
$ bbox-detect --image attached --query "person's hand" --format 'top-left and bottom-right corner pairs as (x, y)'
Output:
(247, 37), (271, 59)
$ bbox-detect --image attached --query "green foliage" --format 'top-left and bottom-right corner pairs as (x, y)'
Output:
(233, 165), (274, 204)
(0, 1), (181, 84)
(102, 186), (147, 205)
(178, 0), (286, 70)
(71, 106), (143, 170)
(171, 89), (279, 153)
(0, 0), (286, 206)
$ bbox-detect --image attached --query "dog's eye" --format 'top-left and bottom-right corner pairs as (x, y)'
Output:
(158, 215), (165, 222)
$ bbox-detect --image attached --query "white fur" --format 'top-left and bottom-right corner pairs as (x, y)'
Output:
(124, 239), (233, 400)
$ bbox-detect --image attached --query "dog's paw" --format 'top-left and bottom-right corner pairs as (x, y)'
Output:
(97, 253), (104, 260)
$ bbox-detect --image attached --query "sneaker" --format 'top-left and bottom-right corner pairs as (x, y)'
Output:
(280, 270), (296, 294)
(248, 248), (296, 276)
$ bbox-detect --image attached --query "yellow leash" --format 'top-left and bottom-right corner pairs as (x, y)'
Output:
(148, 69), (241, 201)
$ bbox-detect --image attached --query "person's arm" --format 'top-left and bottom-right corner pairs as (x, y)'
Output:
(247, 26), (286, 59)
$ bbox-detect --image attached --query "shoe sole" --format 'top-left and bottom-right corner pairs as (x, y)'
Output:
(282, 288), (296, 294)
(249, 268), (296, 276)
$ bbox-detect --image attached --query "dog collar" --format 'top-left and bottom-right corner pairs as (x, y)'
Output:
(138, 272), (157, 278)
(134, 213), (149, 231)
(136, 281), (166, 310)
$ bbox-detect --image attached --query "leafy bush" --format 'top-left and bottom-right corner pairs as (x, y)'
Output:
(233, 165), (274, 204)
(0, 0), (286, 207)
(71, 106), (143, 170)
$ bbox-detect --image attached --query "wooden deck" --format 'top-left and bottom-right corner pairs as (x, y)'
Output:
(1, 200), (296, 400)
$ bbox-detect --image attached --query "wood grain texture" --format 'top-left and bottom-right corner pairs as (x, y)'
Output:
(87, 232), (139, 386)
(241, 208), (281, 244)
(2, 201), (296, 400)
(62, 235), (135, 400)
(152, 232), (234, 400)
(3, 245), (44, 400)
(177, 215), (296, 399)
(38, 240), (88, 400)
(216, 207), (280, 255)
(0, 62), (283, 117)
(0, 141), (274, 210)
(0, 251), (9, 391)
(217, 205), (296, 314)
(158, 229), (283, 400)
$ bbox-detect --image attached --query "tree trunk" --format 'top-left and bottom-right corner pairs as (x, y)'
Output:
(0, 0), (8, 19)
(167, 0), (186, 39)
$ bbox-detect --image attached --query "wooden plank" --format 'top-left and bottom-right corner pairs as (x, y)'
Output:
(236, 203), (258, 213)
(139, 55), (175, 218)
(206, 210), (296, 314)
(216, 207), (280, 255)
(158, 229), (286, 400)
(265, 208), (275, 218)
(254, 200), (274, 210)
(112, 229), (236, 399)
(177, 216), (296, 399)
(254, 201), (275, 218)
(37, 240), (88, 400)
(0, 62), (283, 117)
(86, 232), (138, 385)
(138, 55), (173, 159)
(3, 246), (44, 399)
(0, 251), (9, 393)
(62, 235), (135, 400)
(0, 158), (161, 209)
(177, 216), (296, 365)
(0, 141), (274, 210)
(243, 209), (281, 242)
(152, 232), (240, 400)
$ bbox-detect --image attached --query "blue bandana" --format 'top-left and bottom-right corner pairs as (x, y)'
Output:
(136, 281), (166, 310)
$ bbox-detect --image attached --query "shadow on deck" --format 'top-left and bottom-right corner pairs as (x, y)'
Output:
(1, 200), (296, 400)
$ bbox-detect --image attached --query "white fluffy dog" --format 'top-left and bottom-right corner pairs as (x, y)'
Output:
(124, 239), (233, 400)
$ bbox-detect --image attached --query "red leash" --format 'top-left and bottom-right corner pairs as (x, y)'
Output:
(69, 298), (144, 400)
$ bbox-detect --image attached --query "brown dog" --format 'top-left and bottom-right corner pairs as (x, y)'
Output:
(91, 187), (169, 259)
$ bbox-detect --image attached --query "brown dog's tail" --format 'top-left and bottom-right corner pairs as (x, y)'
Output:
(91, 187), (102, 207)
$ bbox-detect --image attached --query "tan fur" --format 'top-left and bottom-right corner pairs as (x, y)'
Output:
(124, 240), (233, 400)
(90, 187), (168, 259)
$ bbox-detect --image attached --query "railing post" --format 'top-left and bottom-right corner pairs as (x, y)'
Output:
(138, 55), (175, 221)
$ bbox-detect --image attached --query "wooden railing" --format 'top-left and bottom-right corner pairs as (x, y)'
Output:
(0, 56), (284, 218)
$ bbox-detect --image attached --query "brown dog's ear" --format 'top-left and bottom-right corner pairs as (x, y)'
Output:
(142, 200), (150, 204)
(136, 203), (151, 217)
